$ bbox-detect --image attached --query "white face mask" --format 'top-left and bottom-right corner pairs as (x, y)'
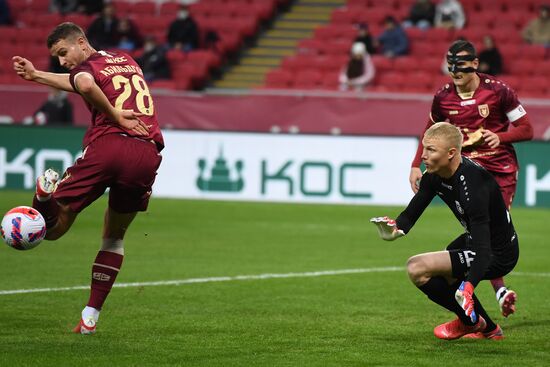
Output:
(178, 10), (189, 19)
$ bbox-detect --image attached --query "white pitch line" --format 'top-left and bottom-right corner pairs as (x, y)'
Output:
(0, 267), (404, 296)
(0, 267), (548, 296)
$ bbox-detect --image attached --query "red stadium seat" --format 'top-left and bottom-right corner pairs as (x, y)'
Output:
(356, 8), (387, 24)
(297, 38), (324, 55)
(315, 55), (347, 72)
(149, 80), (177, 90)
(517, 77), (548, 97)
(393, 56), (417, 72)
(320, 71), (340, 90)
(15, 28), (44, 46)
(401, 72), (433, 93)
(0, 27), (18, 44)
(376, 72), (404, 91)
(186, 50), (222, 70)
(264, 69), (293, 88)
(160, 1), (180, 16)
(63, 14), (93, 29)
(33, 13), (63, 29)
(371, 55), (394, 72)
(499, 75), (521, 90)
(293, 70), (323, 89)
(321, 40), (352, 56)
(112, 1), (132, 14)
(28, 0), (50, 13)
(506, 59), (539, 76)
(281, 54), (312, 72)
(131, 1), (157, 16)
(331, 9), (357, 25)
(424, 28), (454, 43)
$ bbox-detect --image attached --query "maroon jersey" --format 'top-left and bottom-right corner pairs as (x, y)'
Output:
(430, 73), (527, 173)
(69, 50), (164, 151)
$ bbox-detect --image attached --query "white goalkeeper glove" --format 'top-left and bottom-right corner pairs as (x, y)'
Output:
(370, 216), (405, 241)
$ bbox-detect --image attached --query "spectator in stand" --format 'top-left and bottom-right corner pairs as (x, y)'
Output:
(87, 3), (119, 49)
(378, 16), (409, 58)
(115, 18), (142, 51)
(478, 35), (502, 76)
(33, 87), (74, 126)
(403, 0), (436, 30)
(167, 5), (200, 51)
(76, 0), (104, 15)
(354, 23), (376, 54)
(135, 36), (171, 82)
(50, 0), (78, 15)
(434, 0), (465, 30)
(522, 4), (550, 45)
(339, 42), (376, 91)
(0, 0), (12, 25)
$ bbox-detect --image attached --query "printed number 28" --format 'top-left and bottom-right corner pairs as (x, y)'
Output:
(112, 74), (154, 116)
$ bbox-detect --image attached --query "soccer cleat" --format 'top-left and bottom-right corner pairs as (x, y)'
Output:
(463, 324), (504, 340)
(73, 317), (96, 335)
(498, 289), (517, 317)
(36, 169), (60, 200)
(433, 316), (486, 340)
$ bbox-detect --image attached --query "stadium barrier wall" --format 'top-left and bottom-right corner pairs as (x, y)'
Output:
(1, 87), (549, 139)
(0, 125), (548, 207)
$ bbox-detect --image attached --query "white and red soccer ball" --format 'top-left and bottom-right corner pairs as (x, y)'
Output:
(1, 206), (46, 250)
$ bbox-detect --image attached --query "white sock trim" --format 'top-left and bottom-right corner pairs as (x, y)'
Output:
(496, 286), (508, 301)
(82, 306), (100, 322)
(101, 238), (124, 255)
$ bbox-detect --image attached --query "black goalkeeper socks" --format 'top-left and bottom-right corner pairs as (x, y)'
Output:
(418, 277), (475, 326)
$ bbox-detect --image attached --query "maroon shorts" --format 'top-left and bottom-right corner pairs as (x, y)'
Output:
(491, 171), (518, 209)
(54, 133), (162, 213)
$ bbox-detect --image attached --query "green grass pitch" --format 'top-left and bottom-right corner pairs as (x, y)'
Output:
(0, 191), (549, 366)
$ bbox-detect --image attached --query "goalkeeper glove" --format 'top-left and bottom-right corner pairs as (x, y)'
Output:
(370, 216), (405, 241)
(455, 281), (477, 323)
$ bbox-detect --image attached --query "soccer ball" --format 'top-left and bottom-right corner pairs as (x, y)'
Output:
(1, 206), (46, 250)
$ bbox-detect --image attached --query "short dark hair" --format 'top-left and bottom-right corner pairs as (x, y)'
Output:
(46, 22), (86, 49)
(448, 39), (476, 57)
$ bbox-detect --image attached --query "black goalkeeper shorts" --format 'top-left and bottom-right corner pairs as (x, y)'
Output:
(447, 233), (519, 281)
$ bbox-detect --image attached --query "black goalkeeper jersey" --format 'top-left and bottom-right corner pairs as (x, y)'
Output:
(395, 157), (517, 287)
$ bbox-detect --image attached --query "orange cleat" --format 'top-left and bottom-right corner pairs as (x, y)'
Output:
(464, 324), (504, 340)
(434, 316), (486, 340)
(499, 289), (517, 318)
(73, 317), (96, 335)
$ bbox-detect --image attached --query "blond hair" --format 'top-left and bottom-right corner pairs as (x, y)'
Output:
(424, 122), (463, 151)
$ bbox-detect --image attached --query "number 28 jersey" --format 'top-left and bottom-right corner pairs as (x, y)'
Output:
(69, 50), (164, 151)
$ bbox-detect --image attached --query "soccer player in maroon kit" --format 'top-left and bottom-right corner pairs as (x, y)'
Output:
(12, 22), (164, 334)
(408, 40), (533, 323)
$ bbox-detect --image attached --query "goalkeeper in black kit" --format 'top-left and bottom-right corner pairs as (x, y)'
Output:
(372, 122), (519, 340)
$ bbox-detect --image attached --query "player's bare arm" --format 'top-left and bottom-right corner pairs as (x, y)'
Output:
(73, 72), (150, 136)
(409, 167), (422, 193)
(12, 56), (75, 92)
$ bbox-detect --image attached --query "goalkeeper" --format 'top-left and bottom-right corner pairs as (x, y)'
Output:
(372, 122), (519, 340)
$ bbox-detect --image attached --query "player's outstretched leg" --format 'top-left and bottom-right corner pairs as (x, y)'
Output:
(491, 278), (517, 317)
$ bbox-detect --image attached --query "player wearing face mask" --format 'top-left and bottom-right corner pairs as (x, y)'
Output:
(167, 6), (200, 51)
(408, 40), (533, 321)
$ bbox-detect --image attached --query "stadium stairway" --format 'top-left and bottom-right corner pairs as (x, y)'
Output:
(212, 0), (346, 89)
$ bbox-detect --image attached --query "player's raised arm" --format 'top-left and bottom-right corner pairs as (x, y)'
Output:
(12, 56), (75, 92)
(73, 72), (150, 136)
